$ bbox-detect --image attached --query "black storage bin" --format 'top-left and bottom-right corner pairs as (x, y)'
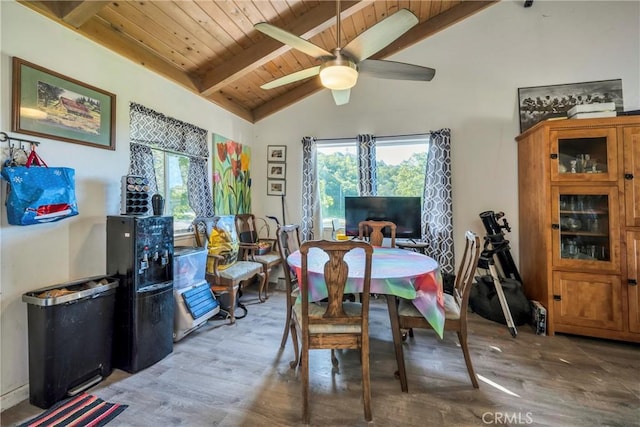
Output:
(22, 276), (118, 409)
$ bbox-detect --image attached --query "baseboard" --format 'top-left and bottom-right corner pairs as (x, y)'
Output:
(0, 384), (29, 413)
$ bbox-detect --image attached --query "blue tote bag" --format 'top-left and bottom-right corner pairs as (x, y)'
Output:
(1, 149), (78, 225)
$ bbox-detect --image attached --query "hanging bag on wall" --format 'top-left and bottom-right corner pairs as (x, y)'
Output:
(1, 146), (79, 225)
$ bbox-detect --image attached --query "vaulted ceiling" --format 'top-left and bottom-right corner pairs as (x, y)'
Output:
(19, 1), (498, 123)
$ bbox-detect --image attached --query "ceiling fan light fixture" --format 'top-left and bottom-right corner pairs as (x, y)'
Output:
(319, 61), (358, 90)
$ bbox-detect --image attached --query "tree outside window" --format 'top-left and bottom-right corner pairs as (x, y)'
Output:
(152, 149), (196, 232)
(317, 138), (428, 230)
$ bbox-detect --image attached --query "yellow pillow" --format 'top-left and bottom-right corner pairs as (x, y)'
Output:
(207, 216), (239, 271)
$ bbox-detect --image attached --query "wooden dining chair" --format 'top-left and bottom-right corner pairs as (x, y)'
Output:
(275, 224), (301, 349)
(390, 230), (481, 391)
(289, 239), (374, 423)
(358, 220), (396, 247)
(193, 216), (265, 323)
(235, 213), (282, 301)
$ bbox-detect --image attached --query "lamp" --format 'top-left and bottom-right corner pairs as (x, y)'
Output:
(319, 59), (358, 90)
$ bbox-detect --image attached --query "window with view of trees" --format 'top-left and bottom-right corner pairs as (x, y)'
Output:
(152, 149), (196, 232)
(129, 102), (212, 235)
(317, 137), (428, 230)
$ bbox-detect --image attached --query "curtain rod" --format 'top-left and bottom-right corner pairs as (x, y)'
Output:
(314, 136), (356, 143)
(130, 140), (208, 160)
(313, 132), (430, 144)
(377, 132), (431, 139)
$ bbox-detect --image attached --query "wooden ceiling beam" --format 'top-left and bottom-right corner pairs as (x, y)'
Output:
(371, 1), (498, 60)
(252, 80), (325, 123)
(78, 18), (202, 92)
(25, 1), (109, 28)
(198, 1), (374, 96)
(206, 92), (255, 123)
(58, 1), (110, 28)
(18, 1), (201, 93)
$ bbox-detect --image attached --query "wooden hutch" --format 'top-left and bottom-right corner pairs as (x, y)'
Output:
(516, 116), (639, 342)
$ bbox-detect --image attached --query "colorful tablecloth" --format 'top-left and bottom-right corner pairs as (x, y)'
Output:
(287, 247), (445, 338)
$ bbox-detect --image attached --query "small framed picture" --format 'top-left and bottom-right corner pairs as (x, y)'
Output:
(267, 162), (286, 179)
(267, 179), (286, 196)
(267, 145), (286, 162)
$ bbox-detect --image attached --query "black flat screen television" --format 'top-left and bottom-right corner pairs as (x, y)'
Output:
(344, 196), (422, 239)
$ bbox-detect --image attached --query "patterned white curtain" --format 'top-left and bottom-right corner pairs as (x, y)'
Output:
(357, 134), (377, 195)
(130, 143), (158, 194)
(421, 128), (454, 273)
(301, 136), (321, 241)
(129, 103), (213, 217)
(187, 158), (212, 217)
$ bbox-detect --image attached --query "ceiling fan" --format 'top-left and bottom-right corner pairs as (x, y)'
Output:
(254, 1), (436, 105)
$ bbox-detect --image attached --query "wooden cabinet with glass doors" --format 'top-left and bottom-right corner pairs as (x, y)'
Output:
(517, 116), (640, 342)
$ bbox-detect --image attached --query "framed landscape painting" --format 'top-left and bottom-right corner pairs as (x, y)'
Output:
(517, 79), (623, 133)
(11, 57), (116, 150)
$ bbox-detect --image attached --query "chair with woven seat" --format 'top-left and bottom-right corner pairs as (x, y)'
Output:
(193, 216), (266, 324)
(235, 213), (282, 301)
(390, 230), (481, 391)
(275, 224), (302, 349)
(289, 239), (374, 423)
(358, 220), (396, 247)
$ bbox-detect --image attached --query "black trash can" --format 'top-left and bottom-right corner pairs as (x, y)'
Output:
(22, 276), (118, 409)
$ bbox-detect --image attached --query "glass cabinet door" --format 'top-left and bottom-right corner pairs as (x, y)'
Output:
(551, 186), (620, 272)
(550, 128), (618, 182)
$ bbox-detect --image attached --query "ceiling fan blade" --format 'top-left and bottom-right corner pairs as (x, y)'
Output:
(332, 89), (351, 106)
(261, 66), (321, 90)
(358, 59), (435, 81)
(255, 22), (333, 59)
(342, 9), (419, 62)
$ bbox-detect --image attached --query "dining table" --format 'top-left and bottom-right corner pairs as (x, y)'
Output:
(287, 246), (445, 338)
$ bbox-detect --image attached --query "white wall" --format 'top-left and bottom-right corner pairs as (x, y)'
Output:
(252, 0), (640, 264)
(0, 1), (253, 410)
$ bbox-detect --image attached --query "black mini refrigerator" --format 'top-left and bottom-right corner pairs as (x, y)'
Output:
(107, 215), (174, 373)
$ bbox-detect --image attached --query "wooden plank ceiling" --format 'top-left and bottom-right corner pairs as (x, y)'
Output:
(18, 1), (498, 123)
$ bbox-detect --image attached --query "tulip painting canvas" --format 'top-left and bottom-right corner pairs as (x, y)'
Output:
(213, 134), (251, 214)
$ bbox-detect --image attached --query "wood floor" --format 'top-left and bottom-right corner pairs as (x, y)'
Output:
(2, 288), (639, 427)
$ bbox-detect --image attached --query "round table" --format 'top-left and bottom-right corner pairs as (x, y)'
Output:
(287, 246), (444, 337)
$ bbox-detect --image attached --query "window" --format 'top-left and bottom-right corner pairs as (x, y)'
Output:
(376, 138), (428, 197)
(152, 149), (196, 233)
(317, 135), (428, 230)
(129, 103), (213, 235)
(317, 143), (359, 229)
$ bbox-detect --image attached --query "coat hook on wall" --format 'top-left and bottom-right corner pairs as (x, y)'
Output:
(0, 131), (41, 148)
(1, 132), (39, 167)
